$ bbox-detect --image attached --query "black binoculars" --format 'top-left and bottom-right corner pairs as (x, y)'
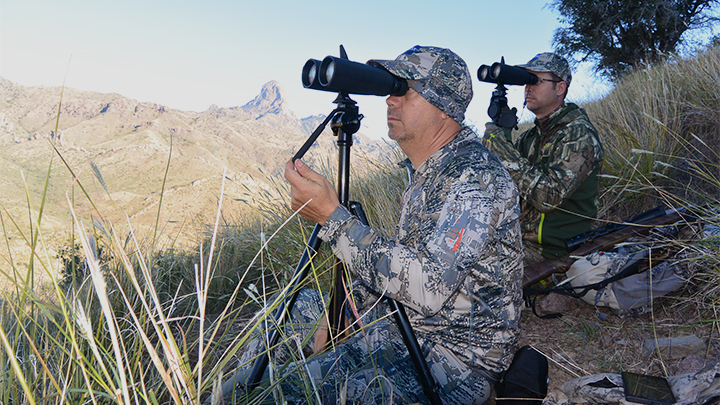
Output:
(478, 61), (538, 86)
(302, 57), (408, 96)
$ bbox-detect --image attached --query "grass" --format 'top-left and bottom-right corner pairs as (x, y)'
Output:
(584, 46), (720, 220)
(0, 133), (408, 403)
(1, 43), (720, 404)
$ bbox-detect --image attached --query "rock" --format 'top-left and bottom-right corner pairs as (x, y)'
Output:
(537, 293), (578, 314)
(241, 80), (292, 118)
(672, 355), (708, 375)
(642, 335), (705, 359)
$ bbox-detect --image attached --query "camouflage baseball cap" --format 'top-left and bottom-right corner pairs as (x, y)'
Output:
(515, 52), (572, 87)
(367, 45), (472, 123)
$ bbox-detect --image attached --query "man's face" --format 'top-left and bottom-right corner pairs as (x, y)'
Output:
(386, 86), (444, 143)
(524, 70), (566, 119)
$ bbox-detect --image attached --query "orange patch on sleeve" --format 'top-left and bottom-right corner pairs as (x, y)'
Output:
(450, 226), (465, 252)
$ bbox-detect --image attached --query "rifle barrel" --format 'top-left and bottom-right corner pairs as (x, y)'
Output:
(565, 205), (666, 252)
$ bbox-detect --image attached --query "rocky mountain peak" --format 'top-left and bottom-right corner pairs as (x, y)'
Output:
(241, 80), (291, 119)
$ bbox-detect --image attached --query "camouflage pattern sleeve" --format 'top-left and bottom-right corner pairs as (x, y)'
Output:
(317, 210), (382, 313)
(484, 120), (601, 213)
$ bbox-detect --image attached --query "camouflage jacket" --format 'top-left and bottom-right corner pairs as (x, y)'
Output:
(485, 103), (604, 259)
(318, 127), (524, 376)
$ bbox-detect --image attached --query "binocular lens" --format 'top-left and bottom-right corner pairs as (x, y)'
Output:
(323, 61), (335, 85)
(302, 59), (324, 89)
(491, 64), (502, 80)
(307, 64), (317, 85)
(478, 65), (490, 81)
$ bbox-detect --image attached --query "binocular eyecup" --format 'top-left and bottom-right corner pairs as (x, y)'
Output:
(302, 56), (408, 96)
(478, 61), (538, 86)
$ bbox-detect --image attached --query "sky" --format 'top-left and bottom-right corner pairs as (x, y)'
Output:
(1, 0), (613, 139)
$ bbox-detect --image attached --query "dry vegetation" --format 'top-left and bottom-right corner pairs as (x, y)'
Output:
(1, 44), (720, 404)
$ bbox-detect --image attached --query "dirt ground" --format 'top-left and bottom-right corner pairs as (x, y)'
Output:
(517, 290), (720, 392)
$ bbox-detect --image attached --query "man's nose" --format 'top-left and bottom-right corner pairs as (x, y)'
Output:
(386, 95), (400, 107)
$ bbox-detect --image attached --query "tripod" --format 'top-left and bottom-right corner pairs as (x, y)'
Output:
(224, 91), (442, 405)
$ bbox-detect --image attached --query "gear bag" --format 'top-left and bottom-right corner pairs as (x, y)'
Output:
(496, 345), (549, 404)
(527, 223), (703, 318)
(565, 249), (686, 316)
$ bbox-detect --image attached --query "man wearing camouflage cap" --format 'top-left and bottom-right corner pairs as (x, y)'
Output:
(222, 46), (523, 404)
(484, 52), (604, 263)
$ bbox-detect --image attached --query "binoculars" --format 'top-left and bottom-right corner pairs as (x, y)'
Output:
(478, 60), (538, 86)
(302, 56), (408, 96)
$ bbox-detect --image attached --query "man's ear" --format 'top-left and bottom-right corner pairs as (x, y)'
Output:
(557, 81), (568, 97)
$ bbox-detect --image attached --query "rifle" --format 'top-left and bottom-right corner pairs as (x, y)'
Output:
(523, 207), (692, 288)
(564, 205), (666, 252)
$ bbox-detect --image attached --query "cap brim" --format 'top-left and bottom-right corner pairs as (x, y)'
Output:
(367, 59), (433, 80)
(514, 63), (552, 73)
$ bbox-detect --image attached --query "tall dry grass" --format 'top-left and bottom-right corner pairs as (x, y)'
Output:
(0, 127), (408, 403)
(584, 45), (720, 219)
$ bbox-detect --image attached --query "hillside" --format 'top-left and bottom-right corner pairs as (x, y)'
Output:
(0, 78), (388, 262)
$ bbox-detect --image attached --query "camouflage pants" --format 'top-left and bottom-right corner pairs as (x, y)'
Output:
(236, 288), (492, 405)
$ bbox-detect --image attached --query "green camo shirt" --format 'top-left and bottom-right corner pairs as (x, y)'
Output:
(318, 127), (523, 376)
(486, 103), (604, 259)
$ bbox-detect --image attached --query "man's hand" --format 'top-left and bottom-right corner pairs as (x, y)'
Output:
(313, 316), (329, 354)
(284, 159), (340, 226)
(483, 122), (513, 144)
(313, 313), (353, 354)
(484, 122), (500, 136)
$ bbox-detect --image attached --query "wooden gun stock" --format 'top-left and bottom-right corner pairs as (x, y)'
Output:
(522, 208), (688, 288)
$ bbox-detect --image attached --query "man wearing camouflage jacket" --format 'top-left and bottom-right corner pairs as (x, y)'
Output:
(484, 52), (604, 263)
(226, 46), (523, 405)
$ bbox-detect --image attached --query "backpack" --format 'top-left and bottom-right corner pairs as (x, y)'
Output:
(565, 249), (686, 316)
(526, 221), (710, 319)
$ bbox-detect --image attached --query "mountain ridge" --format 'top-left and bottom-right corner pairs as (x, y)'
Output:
(0, 77), (391, 260)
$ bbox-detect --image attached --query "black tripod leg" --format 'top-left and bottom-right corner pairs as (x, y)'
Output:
(349, 201), (443, 405)
(388, 300), (443, 404)
(327, 256), (347, 339)
(222, 224), (323, 399)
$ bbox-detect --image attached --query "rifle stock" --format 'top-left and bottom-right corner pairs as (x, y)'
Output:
(523, 208), (688, 288)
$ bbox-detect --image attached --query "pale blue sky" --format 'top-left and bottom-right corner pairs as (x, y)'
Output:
(1, 0), (612, 138)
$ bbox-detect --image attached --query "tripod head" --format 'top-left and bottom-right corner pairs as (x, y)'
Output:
(485, 83), (518, 130)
